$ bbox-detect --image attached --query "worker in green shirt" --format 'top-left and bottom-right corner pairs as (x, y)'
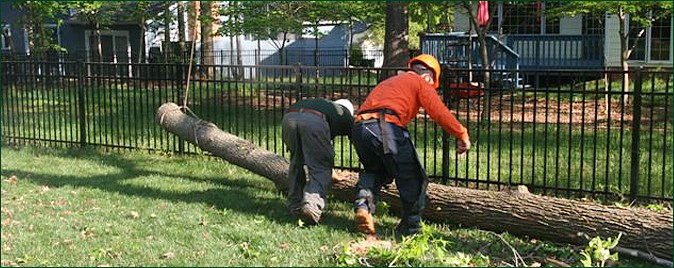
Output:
(282, 98), (354, 224)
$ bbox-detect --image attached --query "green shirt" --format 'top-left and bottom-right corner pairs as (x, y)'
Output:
(289, 98), (354, 138)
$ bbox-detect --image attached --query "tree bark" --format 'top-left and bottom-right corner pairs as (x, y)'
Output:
(618, 6), (630, 105)
(381, 1), (409, 81)
(177, 1), (186, 63)
(156, 102), (673, 261)
(200, 1), (215, 78)
(164, 2), (172, 63)
(91, 21), (102, 62)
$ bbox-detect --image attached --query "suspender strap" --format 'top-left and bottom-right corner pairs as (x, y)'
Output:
(379, 110), (392, 155)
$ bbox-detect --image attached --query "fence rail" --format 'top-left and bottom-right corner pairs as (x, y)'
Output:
(1, 59), (672, 203)
(505, 34), (605, 70)
(2, 48), (385, 68)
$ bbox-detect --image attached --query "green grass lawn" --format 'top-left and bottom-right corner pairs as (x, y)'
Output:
(0, 145), (655, 266)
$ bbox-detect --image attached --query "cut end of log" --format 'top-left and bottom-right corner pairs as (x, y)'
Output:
(156, 102), (181, 125)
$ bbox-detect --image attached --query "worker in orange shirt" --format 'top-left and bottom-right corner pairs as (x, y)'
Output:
(350, 54), (471, 238)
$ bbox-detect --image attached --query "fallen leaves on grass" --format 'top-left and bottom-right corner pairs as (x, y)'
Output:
(5, 175), (17, 183)
(1, 219), (14, 227)
(1, 207), (14, 218)
(161, 252), (175, 259)
(348, 236), (393, 256)
(80, 227), (95, 238)
(50, 198), (71, 207)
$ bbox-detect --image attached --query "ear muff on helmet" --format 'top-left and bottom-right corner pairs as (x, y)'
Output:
(408, 54), (441, 89)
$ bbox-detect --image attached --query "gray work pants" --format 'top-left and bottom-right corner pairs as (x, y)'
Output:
(282, 112), (334, 215)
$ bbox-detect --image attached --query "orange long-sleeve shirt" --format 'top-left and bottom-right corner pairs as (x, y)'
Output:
(356, 71), (469, 141)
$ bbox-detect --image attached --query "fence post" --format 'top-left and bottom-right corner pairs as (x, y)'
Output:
(294, 63), (303, 100)
(441, 68), (450, 184)
(77, 60), (87, 147)
(629, 66), (643, 202)
(176, 62), (185, 155)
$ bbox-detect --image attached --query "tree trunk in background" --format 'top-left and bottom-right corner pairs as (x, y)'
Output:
(164, 2), (172, 63)
(188, 1), (200, 43)
(381, 1), (409, 80)
(236, 35), (243, 79)
(92, 22), (102, 62)
(177, 1), (186, 62)
(462, 1), (493, 122)
(156, 101), (673, 261)
(138, 23), (146, 63)
(200, 1), (214, 78)
(233, 1), (243, 79)
(229, 35), (235, 77)
(618, 6), (631, 105)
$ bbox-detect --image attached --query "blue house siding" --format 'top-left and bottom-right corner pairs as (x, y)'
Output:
(63, 24), (143, 61)
(1, 1), (142, 61)
(1, 2), (29, 53)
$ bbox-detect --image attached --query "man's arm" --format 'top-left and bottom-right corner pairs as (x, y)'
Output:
(418, 86), (471, 154)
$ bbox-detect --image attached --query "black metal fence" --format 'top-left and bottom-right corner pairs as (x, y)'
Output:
(2, 59), (672, 203)
(2, 48), (385, 68)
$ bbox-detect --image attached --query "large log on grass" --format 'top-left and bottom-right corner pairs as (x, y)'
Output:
(157, 102), (672, 261)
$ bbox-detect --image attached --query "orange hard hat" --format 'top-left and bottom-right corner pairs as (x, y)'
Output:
(408, 54), (441, 89)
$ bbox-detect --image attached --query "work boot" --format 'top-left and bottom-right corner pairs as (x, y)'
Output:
(394, 220), (420, 241)
(355, 208), (375, 235)
(289, 206), (303, 219)
(301, 204), (321, 225)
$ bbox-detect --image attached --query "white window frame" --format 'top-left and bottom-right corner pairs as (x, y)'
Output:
(84, 29), (131, 63)
(44, 23), (61, 48)
(645, 15), (673, 63)
(627, 13), (673, 64)
(84, 29), (132, 76)
(1, 24), (10, 51)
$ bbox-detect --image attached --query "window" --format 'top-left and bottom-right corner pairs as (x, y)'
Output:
(583, 13), (604, 35)
(44, 24), (61, 49)
(84, 30), (130, 63)
(1, 24), (11, 51)
(629, 13), (672, 62)
(543, 2), (560, 34)
(491, 1), (559, 35)
(628, 16), (647, 61)
(649, 16), (671, 61)
(498, 2), (539, 34)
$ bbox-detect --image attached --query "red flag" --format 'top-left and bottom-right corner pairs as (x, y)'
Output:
(477, 1), (490, 27)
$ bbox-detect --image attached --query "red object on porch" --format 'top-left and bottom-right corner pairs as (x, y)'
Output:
(477, 1), (489, 27)
(449, 83), (485, 98)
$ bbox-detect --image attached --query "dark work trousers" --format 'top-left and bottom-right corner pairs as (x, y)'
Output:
(351, 120), (429, 236)
(282, 112), (334, 216)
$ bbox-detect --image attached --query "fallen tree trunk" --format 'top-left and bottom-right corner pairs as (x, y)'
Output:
(157, 102), (673, 261)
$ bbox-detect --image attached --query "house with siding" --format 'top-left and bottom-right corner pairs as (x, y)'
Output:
(424, 1), (672, 71)
(1, 2), (144, 63)
(146, 2), (371, 68)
